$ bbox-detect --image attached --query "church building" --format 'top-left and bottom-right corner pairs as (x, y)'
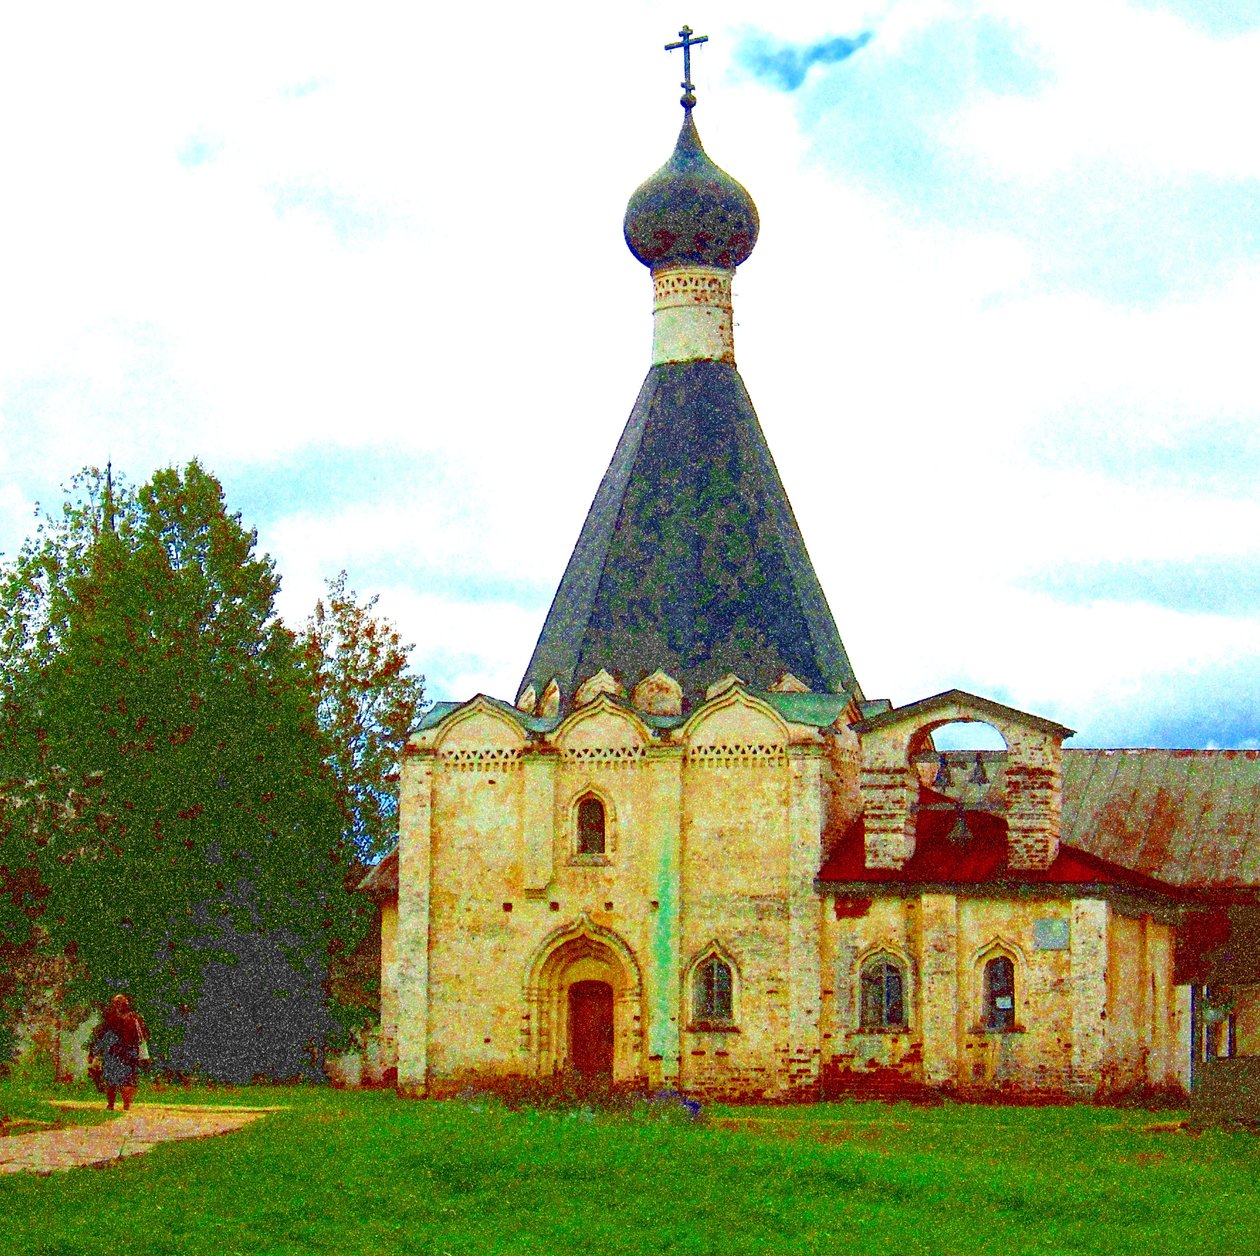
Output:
(362, 34), (1259, 1104)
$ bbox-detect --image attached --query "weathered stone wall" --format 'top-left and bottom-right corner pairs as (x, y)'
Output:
(1103, 908), (1183, 1092)
(818, 891), (1181, 1099)
(819, 896), (923, 1096)
(378, 901), (398, 1073)
(390, 686), (1189, 1103)
(397, 688), (831, 1099)
(954, 898), (1072, 1093)
(1234, 986), (1260, 1055)
(677, 694), (797, 1099)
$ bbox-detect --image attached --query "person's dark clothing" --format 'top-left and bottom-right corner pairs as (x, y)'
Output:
(90, 1012), (146, 1088)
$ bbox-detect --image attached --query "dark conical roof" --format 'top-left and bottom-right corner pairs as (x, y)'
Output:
(519, 359), (861, 710)
(623, 110), (758, 271)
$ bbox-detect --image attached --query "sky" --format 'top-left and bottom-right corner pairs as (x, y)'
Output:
(1, 0), (1258, 749)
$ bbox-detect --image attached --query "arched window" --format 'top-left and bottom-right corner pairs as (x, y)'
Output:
(860, 954), (906, 1030)
(576, 796), (606, 855)
(983, 955), (1016, 1030)
(693, 955), (733, 1023)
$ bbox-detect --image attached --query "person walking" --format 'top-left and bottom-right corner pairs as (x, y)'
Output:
(87, 993), (149, 1112)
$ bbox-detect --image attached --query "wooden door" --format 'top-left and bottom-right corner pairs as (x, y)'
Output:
(568, 980), (614, 1076)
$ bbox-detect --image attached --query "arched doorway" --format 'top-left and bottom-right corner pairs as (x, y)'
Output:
(525, 916), (644, 1082)
(568, 980), (614, 1076)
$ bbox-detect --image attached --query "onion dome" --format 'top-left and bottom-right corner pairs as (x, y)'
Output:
(624, 110), (759, 270)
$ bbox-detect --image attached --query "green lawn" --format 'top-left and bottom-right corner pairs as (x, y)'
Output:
(1, 1074), (1256, 1255)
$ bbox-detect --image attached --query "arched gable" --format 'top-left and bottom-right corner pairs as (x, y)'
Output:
(972, 934), (1026, 973)
(682, 685), (790, 759)
(431, 697), (528, 768)
(854, 689), (1071, 764)
(684, 937), (742, 985)
(553, 693), (650, 763)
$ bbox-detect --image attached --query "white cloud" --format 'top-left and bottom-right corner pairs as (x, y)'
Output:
(0, 0), (1256, 746)
(959, 1), (1260, 181)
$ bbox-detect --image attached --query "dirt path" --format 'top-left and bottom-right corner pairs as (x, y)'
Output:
(0, 1102), (284, 1175)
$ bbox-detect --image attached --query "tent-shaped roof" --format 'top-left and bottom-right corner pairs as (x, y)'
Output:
(518, 359), (861, 711)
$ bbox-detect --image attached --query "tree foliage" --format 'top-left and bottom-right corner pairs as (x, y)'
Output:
(0, 463), (371, 1068)
(301, 571), (424, 862)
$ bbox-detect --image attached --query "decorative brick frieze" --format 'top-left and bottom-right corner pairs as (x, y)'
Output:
(439, 746), (524, 771)
(685, 742), (788, 765)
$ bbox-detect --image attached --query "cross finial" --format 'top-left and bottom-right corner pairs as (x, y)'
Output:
(665, 25), (708, 109)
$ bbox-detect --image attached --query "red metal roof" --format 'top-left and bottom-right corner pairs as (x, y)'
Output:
(818, 784), (1189, 898)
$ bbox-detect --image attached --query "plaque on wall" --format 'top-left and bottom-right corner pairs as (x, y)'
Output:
(1033, 917), (1070, 950)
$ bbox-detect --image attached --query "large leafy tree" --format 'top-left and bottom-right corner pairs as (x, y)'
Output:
(0, 463), (370, 1071)
(301, 571), (425, 863)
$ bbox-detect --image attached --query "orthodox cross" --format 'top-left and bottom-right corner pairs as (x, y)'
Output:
(665, 25), (708, 107)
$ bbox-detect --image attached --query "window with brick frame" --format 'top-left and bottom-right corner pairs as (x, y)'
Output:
(983, 955), (1016, 1030)
(859, 954), (906, 1030)
(693, 955), (733, 1023)
(576, 795), (606, 855)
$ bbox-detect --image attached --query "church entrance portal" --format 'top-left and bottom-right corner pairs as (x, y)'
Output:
(568, 980), (615, 1076)
(525, 919), (644, 1083)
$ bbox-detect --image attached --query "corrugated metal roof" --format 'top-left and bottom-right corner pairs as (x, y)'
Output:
(1062, 749), (1260, 889)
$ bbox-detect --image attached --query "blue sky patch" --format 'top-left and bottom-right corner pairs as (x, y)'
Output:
(779, 13), (1258, 305)
(272, 181), (389, 244)
(1021, 557), (1260, 618)
(1138, 0), (1260, 37)
(737, 31), (873, 91)
(178, 134), (222, 168)
(282, 77), (326, 99)
(1029, 414), (1260, 496)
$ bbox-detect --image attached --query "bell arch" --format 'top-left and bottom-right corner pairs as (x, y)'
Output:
(523, 915), (644, 1081)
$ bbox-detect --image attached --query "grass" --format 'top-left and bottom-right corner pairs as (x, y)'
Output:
(1, 1071), (1257, 1255)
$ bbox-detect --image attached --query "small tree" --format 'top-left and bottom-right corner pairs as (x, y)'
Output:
(301, 572), (425, 863)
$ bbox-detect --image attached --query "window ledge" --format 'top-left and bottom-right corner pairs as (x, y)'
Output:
(853, 1027), (911, 1036)
(687, 1021), (740, 1034)
(569, 854), (610, 866)
(969, 1025), (1026, 1035)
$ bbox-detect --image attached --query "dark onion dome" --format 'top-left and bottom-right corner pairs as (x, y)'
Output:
(624, 110), (759, 270)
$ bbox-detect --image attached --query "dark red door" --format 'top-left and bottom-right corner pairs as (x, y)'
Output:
(568, 980), (614, 1076)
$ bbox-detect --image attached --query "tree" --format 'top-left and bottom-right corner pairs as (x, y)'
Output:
(301, 572), (425, 863)
(0, 463), (370, 1073)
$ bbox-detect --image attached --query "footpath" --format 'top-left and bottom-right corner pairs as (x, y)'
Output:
(0, 1101), (286, 1175)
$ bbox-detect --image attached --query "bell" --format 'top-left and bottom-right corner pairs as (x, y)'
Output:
(947, 804), (972, 845)
(969, 754), (988, 785)
(933, 754), (952, 790)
